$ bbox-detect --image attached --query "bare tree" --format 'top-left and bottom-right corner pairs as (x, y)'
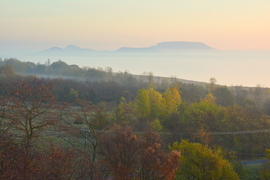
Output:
(3, 77), (59, 140)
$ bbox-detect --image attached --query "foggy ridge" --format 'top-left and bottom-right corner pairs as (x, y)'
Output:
(152, 41), (215, 51)
(32, 41), (215, 56)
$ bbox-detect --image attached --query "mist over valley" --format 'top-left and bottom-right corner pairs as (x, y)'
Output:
(1, 41), (269, 87)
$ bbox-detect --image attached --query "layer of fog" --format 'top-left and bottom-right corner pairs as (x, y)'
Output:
(1, 50), (270, 87)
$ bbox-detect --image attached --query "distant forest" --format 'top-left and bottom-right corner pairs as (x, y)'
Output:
(1, 57), (269, 111)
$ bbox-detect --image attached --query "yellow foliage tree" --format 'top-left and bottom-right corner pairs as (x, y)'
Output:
(134, 89), (150, 120)
(133, 86), (182, 125)
(147, 86), (165, 120)
(169, 140), (239, 180)
(163, 86), (182, 116)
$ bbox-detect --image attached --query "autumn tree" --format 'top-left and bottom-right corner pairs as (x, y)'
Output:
(0, 135), (76, 180)
(0, 134), (39, 180)
(147, 85), (165, 120)
(35, 146), (76, 180)
(114, 97), (135, 125)
(134, 88), (150, 121)
(163, 85), (182, 116)
(192, 127), (213, 146)
(3, 77), (59, 140)
(170, 140), (239, 180)
(98, 125), (180, 180)
(133, 87), (163, 130)
(0, 77), (79, 179)
(184, 93), (223, 132)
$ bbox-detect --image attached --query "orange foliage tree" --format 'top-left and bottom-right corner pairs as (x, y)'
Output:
(0, 130), (76, 180)
(98, 125), (180, 179)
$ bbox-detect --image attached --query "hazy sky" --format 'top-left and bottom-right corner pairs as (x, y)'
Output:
(1, 0), (270, 51)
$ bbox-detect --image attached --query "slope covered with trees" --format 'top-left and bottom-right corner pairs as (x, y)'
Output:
(1, 59), (270, 179)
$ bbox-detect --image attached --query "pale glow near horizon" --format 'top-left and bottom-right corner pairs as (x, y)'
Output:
(1, 0), (270, 51)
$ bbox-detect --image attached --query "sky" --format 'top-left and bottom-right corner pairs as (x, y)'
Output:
(1, 0), (270, 51)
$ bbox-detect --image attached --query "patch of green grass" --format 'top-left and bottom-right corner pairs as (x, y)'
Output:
(241, 164), (262, 180)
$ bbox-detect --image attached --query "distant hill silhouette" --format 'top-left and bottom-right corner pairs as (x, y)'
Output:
(115, 47), (159, 53)
(32, 41), (215, 56)
(115, 41), (214, 53)
(39, 47), (65, 56)
(152, 41), (215, 51)
(65, 45), (96, 53)
(65, 45), (82, 51)
(33, 45), (96, 56)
